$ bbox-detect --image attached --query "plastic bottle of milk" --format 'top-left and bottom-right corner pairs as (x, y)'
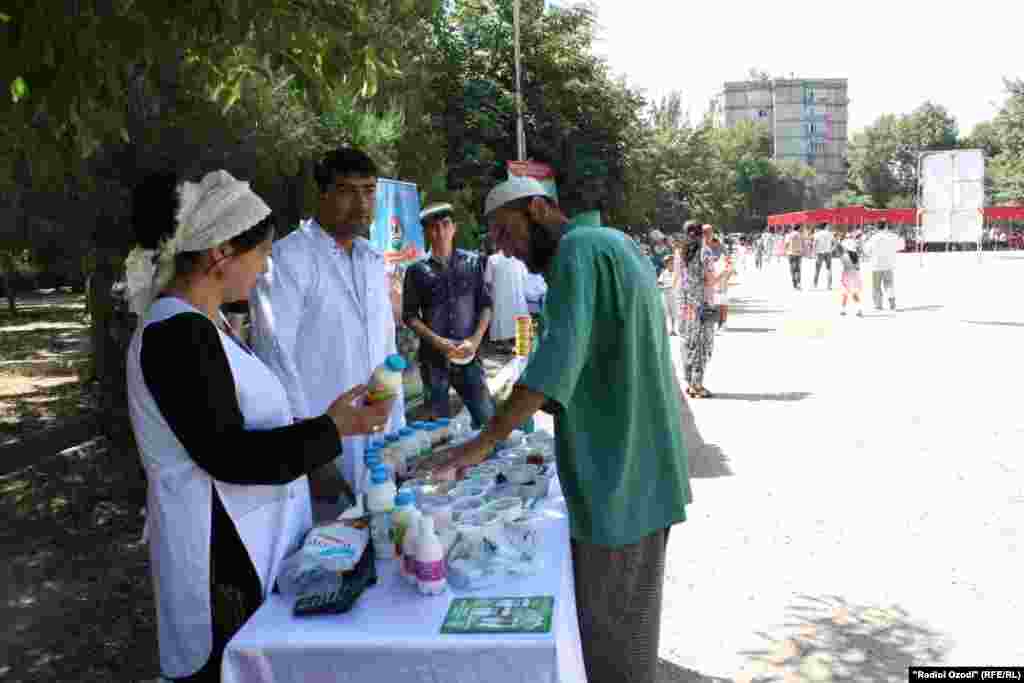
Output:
(397, 427), (417, 476)
(415, 515), (447, 595)
(381, 433), (404, 477)
(390, 491), (415, 560)
(367, 354), (407, 403)
(362, 451), (383, 494)
(401, 508), (422, 585)
(366, 466), (398, 560)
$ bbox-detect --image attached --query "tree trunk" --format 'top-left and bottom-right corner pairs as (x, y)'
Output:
(2, 263), (14, 315)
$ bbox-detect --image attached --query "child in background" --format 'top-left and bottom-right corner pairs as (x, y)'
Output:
(838, 234), (864, 317)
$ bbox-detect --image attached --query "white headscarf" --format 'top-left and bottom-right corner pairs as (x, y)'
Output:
(124, 170), (272, 315)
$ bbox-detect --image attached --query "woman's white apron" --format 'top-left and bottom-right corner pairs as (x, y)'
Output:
(126, 297), (312, 678)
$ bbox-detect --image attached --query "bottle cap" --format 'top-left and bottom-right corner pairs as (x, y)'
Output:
(365, 453), (382, 467)
(384, 354), (408, 372)
(370, 467), (389, 485)
(386, 433), (401, 443)
(394, 490), (414, 507)
(399, 427), (414, 436)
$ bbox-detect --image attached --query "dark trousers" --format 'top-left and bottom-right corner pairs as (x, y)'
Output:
(571, 528), (671, 683)
(814, 253), (832, 288)
(788, 255), (802, 289)
(420, 358), (495, 429)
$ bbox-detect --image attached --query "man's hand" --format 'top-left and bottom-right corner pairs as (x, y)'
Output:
(433, 336), (459, 356)
(415, 437), (492, 481)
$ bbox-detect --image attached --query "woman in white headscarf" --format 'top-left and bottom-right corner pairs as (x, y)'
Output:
(125, 171), (393, 682)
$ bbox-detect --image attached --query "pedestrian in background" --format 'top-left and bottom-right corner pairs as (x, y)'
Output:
(784, 225), (805, 290)
(837, 232), (865, 317)
(813, 223), (835, 289)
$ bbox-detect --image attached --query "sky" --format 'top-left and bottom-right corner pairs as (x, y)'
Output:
(586, 0), (1021, 138)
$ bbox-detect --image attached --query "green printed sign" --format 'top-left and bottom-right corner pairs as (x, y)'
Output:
(441, 596), (554, 635)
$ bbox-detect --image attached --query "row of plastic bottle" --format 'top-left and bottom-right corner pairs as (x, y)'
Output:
(365, 469), (448, 595)
(367, 411), (474, 479)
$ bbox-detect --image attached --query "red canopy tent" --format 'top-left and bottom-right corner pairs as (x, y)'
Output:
(983, 206), (1024, 221)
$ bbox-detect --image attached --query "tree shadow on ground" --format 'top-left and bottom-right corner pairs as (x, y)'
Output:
(0, 297), (88, 363)
(658, 658), (731, 682)
(688, 444), (733, 479)
(735, 594), (950, 682)
(709, 392), (811, 402)
(0, 436), (157, 681)
(722, 327), (776, 334)
(963, 320), (1024, 328)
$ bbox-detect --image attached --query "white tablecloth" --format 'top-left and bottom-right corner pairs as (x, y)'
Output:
(223, 483), (588, 683)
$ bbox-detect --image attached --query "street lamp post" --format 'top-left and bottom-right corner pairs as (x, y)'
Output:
(513, 0), (526, 161)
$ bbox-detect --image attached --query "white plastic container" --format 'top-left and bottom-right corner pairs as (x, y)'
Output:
(366, 466), (397, 560)
(401, 508), (422, 585)
(367, 354), (407, 403)
(391, 490), (416, 559)
(415, 515), (448, 595)
(418, 494), (454, 531)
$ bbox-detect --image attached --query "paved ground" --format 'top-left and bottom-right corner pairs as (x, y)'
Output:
(649, 250), (1024, 681)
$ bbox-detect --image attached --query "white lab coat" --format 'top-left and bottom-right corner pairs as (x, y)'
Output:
(127, 297), (311, 678)
(485, 253), (530, 341)
(249, 219), (404, 493)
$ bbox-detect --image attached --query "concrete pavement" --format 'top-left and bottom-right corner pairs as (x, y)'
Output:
(658, 251), (1024, 681)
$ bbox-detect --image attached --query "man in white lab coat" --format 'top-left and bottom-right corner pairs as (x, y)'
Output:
(485, 249), (530, 351)
(862, 220), (905, 311)
(249, 148), (404, 500)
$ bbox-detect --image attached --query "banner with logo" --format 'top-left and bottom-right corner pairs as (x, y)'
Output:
(371, 178), (425, 268)
(507, 160), (558, 202)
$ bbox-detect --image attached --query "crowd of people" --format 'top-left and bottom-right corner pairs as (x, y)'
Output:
(637, 219), (909, 398)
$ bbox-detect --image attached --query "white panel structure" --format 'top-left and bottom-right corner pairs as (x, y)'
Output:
(918, 149), (985, 242)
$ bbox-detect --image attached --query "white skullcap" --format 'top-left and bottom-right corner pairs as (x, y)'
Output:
(124, 170), (271, 315)
(484, 177), (550, 217)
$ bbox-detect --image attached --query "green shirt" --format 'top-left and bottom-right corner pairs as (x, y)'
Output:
(519, 224), (692, 547)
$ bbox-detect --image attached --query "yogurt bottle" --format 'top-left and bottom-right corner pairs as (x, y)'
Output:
(390, 490), (416, 558)
(415, 515), (448, 595)
(367, 354), (407, 403)
(381, 433), (404, 477)
(401, 509), (422, 585)
(362, 451), (383, 494)
(366, 466), (398, 560)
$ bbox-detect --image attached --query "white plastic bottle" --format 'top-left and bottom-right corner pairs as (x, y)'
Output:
(381, 433), (404, 477)
(367, 354), (407, 403)
(362, 451), (383, 494)
(415, 515), (448, 595)
(402, 509), (422, 585)
(366, 466), (398, 560)
(397, 427), (417, 477)
(391, 491), (416, 562)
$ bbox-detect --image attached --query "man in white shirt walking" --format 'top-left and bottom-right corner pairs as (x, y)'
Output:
(812, 223), (835, 289)
(249, 148), (404, 500)
(862, 219), (905, 311)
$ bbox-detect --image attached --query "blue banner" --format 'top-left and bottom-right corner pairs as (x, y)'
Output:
(371, 179), (425, 267)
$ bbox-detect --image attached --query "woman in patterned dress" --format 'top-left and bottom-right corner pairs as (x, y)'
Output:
(679, 221), (731, 398)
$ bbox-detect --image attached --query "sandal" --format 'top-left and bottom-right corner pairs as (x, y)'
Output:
(696, 387), (714, 398)
(686, 386), (700, 398)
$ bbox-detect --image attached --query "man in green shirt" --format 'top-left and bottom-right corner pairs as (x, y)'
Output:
(420, 176), (692, 683)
